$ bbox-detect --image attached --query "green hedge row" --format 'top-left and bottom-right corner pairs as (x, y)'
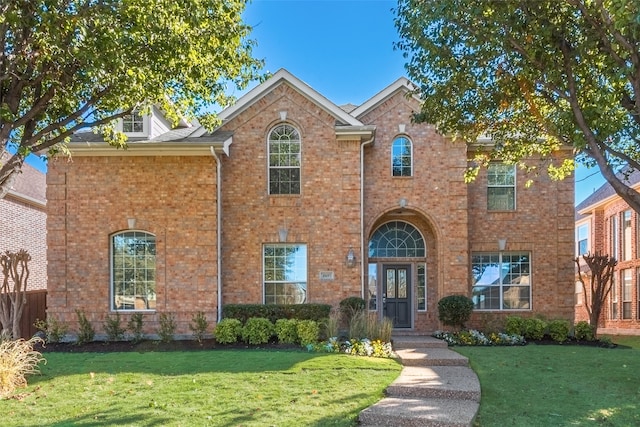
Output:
(222, 304), (331, 323)
(215, 317), (320, 346)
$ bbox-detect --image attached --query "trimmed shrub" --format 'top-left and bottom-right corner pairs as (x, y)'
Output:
(339, 297), (365, 313)
(127, 313), (145, 343)
(504, 316), (526, 336)
(547, 319), (570, 343)
(574, 321), (595, 341)
(437, 295), (474, 329)
(75, 309), (95, 345)
(222, 304), (331, 323)
(275, 319), (299, 344)
(189, 311), (209, 343)
(33, 316), (68, 343)
(0, 337), (45, 398)
(523, 317), (547, 340)
(242, 318), (275, 345)
(214, 318), (243, 344)
(103, 312), (126, 342)
(297, 320), (320, 346)
(157, 313), (176, 343)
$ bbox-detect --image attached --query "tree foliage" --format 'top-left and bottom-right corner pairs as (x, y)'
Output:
(0, 0), (263, 198)
(575, 252), (617, 336)
(395, 1), (640, 212)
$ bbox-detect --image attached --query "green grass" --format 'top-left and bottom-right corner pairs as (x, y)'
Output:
(5, 350), (402, 426)
(455, 336), (640, 427)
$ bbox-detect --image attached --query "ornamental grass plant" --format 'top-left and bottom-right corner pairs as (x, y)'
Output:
(0, 336), (45, 398)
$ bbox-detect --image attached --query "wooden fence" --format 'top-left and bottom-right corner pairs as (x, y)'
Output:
(4, 290), (47, 339)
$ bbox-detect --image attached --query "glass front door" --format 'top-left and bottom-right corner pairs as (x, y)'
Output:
(383, 264), (411, 328)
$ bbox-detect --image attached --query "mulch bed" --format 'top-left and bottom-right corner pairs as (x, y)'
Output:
(37, 339), (300, 353)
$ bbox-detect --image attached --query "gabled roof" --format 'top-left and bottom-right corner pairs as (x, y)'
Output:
(216, 69), (364, 127)
(1, 152), (46, 207)
(575, 167), (640, 217)
(351, 77), (419, 119)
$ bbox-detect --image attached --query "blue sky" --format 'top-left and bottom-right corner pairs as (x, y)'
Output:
(26, 0), (605, 204)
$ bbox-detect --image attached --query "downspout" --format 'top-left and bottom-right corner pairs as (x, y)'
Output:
(360, 135), (375, 299)
(210, 146), (223, 322)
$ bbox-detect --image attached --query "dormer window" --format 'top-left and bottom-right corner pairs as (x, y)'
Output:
(122, 112), (145, 133)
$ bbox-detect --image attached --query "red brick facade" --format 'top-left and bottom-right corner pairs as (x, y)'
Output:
(0, 157), (47, 291)
(576, 182), (640, 335)
(47, 70), (575, 337)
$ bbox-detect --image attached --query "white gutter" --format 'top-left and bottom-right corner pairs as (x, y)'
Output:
(360, 135), (375, 299)
(210, 146), (224, 322)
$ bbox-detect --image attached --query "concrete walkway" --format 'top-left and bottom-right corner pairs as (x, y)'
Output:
(358, 335), (480, 427)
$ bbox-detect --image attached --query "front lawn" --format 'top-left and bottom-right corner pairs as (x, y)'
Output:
(6, 350), (402, 426)
(455, 335), (640, 427)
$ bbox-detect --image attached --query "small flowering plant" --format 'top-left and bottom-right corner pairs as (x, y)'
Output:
(312, 337), (394, 358)
(433, 329), (525, 346)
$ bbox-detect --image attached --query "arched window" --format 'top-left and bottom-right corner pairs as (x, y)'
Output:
(391, 136), (412, 177)
(268, 124), (301, 194)
(111, 231), (156, 310)
(368, 221), (425, 258)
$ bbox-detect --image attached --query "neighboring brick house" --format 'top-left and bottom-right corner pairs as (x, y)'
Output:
(47, 69), (575, 337)
(575, 169), (640, 335)
(0, 153), (47, 291)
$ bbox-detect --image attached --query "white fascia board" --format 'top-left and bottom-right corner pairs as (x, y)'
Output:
(352, 77), (420, 118)
(217, 69), (363, 127)
(69, 141), (227, 156)
(335, 125), (376, 141)
(6, 190), (46, 208)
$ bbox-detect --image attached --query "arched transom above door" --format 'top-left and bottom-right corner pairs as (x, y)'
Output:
(369, 221), (425, 258)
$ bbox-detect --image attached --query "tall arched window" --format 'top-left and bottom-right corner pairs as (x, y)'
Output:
(391, 136), (412, 177)
(369, 221), (425, 258)
(268, 124), (301, 194)
(111, 231), (156, 310)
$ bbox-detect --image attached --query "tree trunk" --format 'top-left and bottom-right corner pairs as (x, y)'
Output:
(0, 250), (31, 339)
(575, 253), (617, 338)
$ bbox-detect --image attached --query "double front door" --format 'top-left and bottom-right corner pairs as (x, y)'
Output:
(383, 264), (411, 328)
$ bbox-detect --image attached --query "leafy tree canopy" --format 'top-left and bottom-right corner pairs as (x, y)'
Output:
(0, 0), (263, 198)
(395, 0), (640, 212)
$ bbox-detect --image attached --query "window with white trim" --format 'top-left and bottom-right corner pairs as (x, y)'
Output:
(471, 252), (531, 310)
(487, 163), (516, 211)
(622, 210), (632, 261)
(623, 269), (632, 319)
(263, 244), (307, 304)
(268, 124), (301, 194)
(417, 263), (427, 311)
(391, 136), (412, 177)
(111, 231), (156, 310)
(122, 112), (145, 134)
(610, 214), (619, 261)
(577, 223), (589, 256)
(610, 273), (618, 319)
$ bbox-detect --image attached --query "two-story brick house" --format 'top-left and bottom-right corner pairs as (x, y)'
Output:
(0, 153), (47, 291)
(575, 170), (640, 335)
(46, 69), (575, 337)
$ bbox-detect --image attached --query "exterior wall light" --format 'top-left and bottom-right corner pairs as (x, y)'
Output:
(346, 247), (356, 268)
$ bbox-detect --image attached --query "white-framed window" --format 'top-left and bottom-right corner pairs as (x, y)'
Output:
(263, 244), (307, 304)
(471, 252), (531, 310)
(111, 231), (156, 311)
(611, 215), (619, 261)
(575, 281), (583, 306)
(577, 223), (589, 256)
(122, 112), (146, 134)
(268, 124), (301, 195)
(391, 136), (412, 177)
(623, 269), (632, 319)
(487, 163), (516, 211)
(622, 210), (632, 261)
(610, 273), (618, 320)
